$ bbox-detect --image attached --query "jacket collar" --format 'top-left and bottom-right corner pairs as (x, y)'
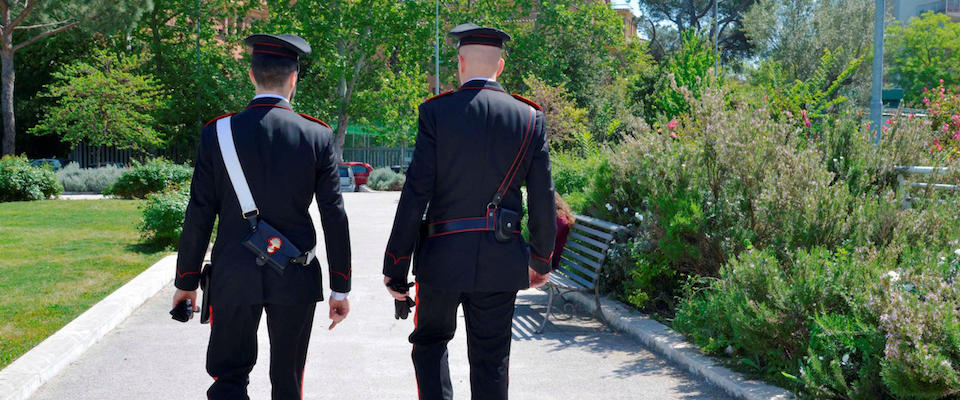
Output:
(460, 79), (505, 93)
(246, 96), (293, 111)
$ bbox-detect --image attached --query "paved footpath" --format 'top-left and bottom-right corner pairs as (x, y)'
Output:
(29, 192), (731, 400)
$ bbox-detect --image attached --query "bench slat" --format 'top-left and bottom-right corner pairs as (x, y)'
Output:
(548, 272), (584, 289)
(572, 224), (614, 241)
(565, 240), (606, 261)
(568, 232), (609, 251)
(559, 268), (595, 288)
(573, 214), (626, 233)
(563, 248), (603, 269)
(559, 256), (598, 280)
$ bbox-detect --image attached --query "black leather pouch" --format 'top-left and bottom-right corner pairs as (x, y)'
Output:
(494, 207), (520, 242)
(241, 219), (302, 276)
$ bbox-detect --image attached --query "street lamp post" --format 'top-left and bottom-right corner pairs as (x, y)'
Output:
(714, 0), (719, 80)
(434, 0), (440, 95)
(870, 0), (884, 145)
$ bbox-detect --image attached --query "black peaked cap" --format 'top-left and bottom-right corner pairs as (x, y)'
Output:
(448, 23), (511, 48)
(245, 34), (311, 60)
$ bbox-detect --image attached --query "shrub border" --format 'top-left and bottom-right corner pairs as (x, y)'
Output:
(558, 290), (795, 400)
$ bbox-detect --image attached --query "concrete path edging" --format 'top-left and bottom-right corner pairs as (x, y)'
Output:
(561, 290), (795, 400)
(0, 254), (177, 400)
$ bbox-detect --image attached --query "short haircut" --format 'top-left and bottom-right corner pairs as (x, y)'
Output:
(251, 53), (298, 89)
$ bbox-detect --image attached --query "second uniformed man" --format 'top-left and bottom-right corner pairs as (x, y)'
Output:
(172, 34), (352, 400)
(383, 23), (557, 400)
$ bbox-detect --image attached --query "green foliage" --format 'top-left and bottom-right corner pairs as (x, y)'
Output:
(56, 163), (126, 193)
(105, 158), (191, 199)
(138, 188), (190, 247)
(888, 12), (960, 105)
(522, 75), (591, 152)
(638, 0), (757, 60)
(266, 0), (433, 154)
(674, 247), (893, 392)
(367, 167), (405, 191)
(879, 249), (960, 399)
(746, 49), (864, 131)
(550, 150), (606, 213)
(131, 0), (253, 161)
(29, 50), (166, 152)
(646, 31), (717, 121)
(0, 156), (62, 202)
(742, 0), (874, 93)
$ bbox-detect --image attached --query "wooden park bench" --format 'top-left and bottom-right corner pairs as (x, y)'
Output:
(536, 214), (627, 334)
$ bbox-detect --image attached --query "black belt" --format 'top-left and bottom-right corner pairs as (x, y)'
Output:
(426, 214), (520, 238)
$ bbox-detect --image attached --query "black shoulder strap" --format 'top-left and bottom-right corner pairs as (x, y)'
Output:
(489, 106), (536, 209)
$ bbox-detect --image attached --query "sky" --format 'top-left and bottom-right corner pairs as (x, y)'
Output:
(609, 0), (642, 16)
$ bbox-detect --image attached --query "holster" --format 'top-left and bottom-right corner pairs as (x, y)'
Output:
(493, 206), (520, 243)
(199, 263), (212, 324)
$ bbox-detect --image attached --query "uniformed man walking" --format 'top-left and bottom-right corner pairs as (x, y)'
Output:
(383, 24), (556, 400)
(171, 34), (352, 400)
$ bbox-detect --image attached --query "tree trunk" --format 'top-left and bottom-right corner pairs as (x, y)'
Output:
(1, 47), (15, 156)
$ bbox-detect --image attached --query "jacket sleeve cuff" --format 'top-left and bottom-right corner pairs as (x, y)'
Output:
(529, 253), (552, 275)
(383, 251), (412, 280)
(174, 273), (200, 291)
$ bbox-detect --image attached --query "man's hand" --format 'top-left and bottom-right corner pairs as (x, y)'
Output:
(328, 298), (350, 330)
(384, 276), (412, 301)
(172, 289), (199, 312)
(529, 268), (550, 288)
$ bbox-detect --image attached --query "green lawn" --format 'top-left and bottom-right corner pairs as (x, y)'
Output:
(0, 200), (169, 369)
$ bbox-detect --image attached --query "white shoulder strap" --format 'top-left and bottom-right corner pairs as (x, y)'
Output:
(216, 117), (258, 216)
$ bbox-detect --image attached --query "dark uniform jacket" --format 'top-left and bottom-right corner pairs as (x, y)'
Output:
(383, 79), (557, 292)
(174, 96), (351, 305)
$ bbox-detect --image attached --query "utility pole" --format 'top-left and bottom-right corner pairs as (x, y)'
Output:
(434, 0), (440, 95)
(196, 0), (202, 132)
(870, 0), (884, 145)
(713, 0), (719, 80)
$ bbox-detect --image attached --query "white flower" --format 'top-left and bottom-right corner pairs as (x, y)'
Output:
(635, 212), (643, 221)
(605, 203), (613, 211)
(954, 248), (960, 257)
(841, 354), (850, 363)
(623, 207), (629, 212)
(886, 271), (900, 282)
(725, 345), (735, 355)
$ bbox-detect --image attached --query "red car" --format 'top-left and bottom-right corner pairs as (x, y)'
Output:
(340, 162), (373, 187)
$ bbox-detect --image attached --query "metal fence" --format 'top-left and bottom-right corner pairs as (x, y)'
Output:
(68, 143), (141, 168)
(895, 166), (959, 209)
(342, 147), (413, 169)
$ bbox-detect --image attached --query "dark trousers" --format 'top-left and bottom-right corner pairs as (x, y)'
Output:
(205, 303), (316, 400)
(410, 285), (518, 400)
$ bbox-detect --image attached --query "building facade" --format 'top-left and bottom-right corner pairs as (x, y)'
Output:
(893, 0), (960, 22)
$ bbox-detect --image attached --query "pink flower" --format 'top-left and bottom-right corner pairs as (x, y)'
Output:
(945, 124), (951, 132)
(801, 110), (811, 128)
(882, 125), (889, 132)
(908, 113), (916, 121)
(924, 87), (929, 92)
(940, 79), (945, 84)
(924, 97), (930, 105)
(954, 131), (960, 141)
(935, 138), (943, 151)
(667, 119), (678, 131)
(670, 132), (679, 140)
(886, 119), (893, 125)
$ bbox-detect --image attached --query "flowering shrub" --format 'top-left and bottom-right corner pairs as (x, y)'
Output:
(880, 247), (960, 399)
(921, 83), (960, 157)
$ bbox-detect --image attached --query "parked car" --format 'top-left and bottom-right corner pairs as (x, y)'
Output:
(29, 158), (63, 171)
(338, 165), (356, 193)
(340, 162), (373, 187)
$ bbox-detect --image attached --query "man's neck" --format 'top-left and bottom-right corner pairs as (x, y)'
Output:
(253, 90), (290, 102)
(460, 75), (497, 85)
